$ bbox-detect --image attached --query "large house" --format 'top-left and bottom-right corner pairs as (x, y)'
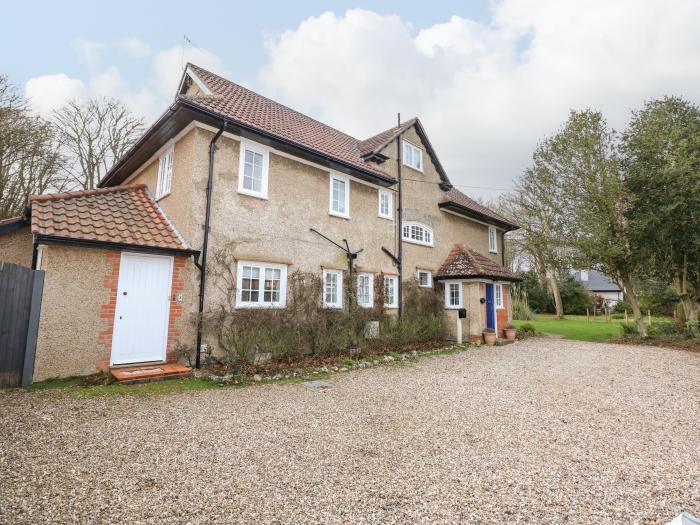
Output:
(0, 64), (519, 381)
(573, 270), (623, 307)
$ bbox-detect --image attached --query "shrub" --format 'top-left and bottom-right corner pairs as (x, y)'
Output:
(512, 296), (535, 320)
(518, 322), (538, 336)
(610, 313), (624, 319)
(647, 321), (676, 336)
(516, 271), (553, 313)
(620, 322), (638, 335)
(203, 266), (447, 371)
(560, 277), (596, 315)
(613, 299), (631, 313)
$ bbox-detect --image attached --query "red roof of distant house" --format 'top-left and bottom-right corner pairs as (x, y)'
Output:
(29, 185), (191, 252)
(436, 244), (520, 281)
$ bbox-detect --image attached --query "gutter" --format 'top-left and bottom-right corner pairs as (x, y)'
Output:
(33, 234), (199, 258)
(194, 119), (226, 369)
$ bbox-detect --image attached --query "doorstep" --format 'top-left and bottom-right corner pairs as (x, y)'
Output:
(110, 363), (192, 384)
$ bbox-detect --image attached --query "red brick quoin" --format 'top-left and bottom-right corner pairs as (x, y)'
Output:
(96, 252), (188, 372)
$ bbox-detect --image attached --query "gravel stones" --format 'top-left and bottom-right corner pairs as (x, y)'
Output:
(0, 339), (697, 524)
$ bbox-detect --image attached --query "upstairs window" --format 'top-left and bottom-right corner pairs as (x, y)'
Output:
(378, 189), (393, 219)
(329, 173), (350, 218)
(238, 141), (269, 199)
(445, 281), (462, 309)
(156, 146), (173, 198)
(383, 275), (398, 308)
(403, 141), (422, 171)
(489, 226), (498, 253)
(236, 261), (287, 308)
(323, 269), (343, 308)
(402, 222), (433, 247)
(357, 273), (374, 308)
(417, 270), (432, 288)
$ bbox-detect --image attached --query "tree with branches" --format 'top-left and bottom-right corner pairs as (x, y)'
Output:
(0, 76), (65, 219)
(52, 98), (144, 190)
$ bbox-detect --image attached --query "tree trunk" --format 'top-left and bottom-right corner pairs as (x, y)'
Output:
(673, 271), (699, 322)
(620, 276), (647, 337)
(549, 275), (564, 319)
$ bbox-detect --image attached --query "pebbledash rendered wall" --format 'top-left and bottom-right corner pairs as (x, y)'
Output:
(32, 244), (193, 381)
(0, 226), (33, 268)
(126, 122), (513, 351)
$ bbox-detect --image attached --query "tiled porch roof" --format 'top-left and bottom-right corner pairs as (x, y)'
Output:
(435, 245), (520, 282)
(29, 185), (192, 253)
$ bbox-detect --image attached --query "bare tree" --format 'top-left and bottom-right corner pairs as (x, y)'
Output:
(0, 76), (66, 219)
(52, 98), (144, 190)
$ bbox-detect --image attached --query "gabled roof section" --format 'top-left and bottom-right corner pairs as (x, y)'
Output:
(178, 64), (395, 183)
(359, 117), (452, 189)
(435, 245), (520, 282)
(439, 188), (518, 231)
(29, 185), (193, 254)
(574, 270), (622, 292)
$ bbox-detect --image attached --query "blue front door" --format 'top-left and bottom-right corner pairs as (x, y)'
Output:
(485, 283), (495, 330)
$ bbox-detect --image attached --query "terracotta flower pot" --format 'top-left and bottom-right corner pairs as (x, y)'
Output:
(483, 330), (497, 346)
(504, 328), (517, 341)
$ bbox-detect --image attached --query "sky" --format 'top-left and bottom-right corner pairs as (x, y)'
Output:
(3, 0), (700, 198)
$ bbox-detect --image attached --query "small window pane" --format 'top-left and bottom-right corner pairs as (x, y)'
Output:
(332, 178), (346, 214)
(449, 283), (460, 306)
(243, 149), (263, 192)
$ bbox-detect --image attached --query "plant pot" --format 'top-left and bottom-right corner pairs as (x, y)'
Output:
(504, 328), (517, 341)
(483, 330), (497, 346)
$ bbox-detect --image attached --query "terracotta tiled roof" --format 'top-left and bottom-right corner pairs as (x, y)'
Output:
(182, 64), (395, 181)
(441, 188), (517, 228)
(436, 245), (520, 282)
(29, 185), (191, 252)
(358, 119), (417, 157)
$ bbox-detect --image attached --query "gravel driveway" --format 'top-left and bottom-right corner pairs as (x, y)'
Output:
(1, 339), (698, 524)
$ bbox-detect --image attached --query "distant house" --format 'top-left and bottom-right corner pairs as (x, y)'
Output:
(573, 270), (623, 307)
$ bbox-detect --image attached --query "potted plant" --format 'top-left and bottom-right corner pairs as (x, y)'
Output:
(482, 328), (497, 346)
(504, 324), (517, 341)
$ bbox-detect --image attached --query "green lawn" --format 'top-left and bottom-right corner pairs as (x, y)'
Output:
(513, 314), (630, 342)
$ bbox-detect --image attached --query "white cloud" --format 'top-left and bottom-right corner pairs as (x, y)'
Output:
(24, 43), (226, 121)
(121, 37), (151, 58)
(259, 3), (700, 196)
(25, 74), (87, 117)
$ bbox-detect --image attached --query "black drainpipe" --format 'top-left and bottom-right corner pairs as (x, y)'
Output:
(396, 113), (403, 318)
(195, 120), (226, 369)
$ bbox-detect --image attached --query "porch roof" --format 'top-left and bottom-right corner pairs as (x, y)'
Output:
(435, 244), (520, 282)
(29, 185), (196, 256)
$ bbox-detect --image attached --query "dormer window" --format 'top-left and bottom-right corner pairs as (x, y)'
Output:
(403, 141), (422, 171)
(402, 222), (433, 247)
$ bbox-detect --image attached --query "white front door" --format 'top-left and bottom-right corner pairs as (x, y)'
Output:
(111, 252), (173, 365)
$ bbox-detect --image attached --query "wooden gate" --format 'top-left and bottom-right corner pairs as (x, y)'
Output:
(0, 262), (44, 388)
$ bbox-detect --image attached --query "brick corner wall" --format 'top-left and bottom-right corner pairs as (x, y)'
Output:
(165, 256), (188, 363)
(96, 250), (121, 372)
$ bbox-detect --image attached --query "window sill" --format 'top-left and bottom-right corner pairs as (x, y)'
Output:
(235, 303), (285, 309)
(329, 211), (350, 219)
(418, 284), (432, 289)
(489, 249), (498, 254)
(402, 238), (433, 247)
(402, 163), (424, 173)
(156, 191), (171, 202)
(445, 305), (464, 310)
(358, 303), (373, 308)
(384, 304), (398, 309)
(238, 188), (269, 200)
(378, 214), (393, 221)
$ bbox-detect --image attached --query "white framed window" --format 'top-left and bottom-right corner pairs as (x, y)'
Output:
(383, 275), (398, 308)
(238, 140), (269, 199)
(445, 281), (463, 309)
(235, 261), (287, 308)
(357, 273), (374, 308)
(156, 145), (173, 198)
(323, 269), (343, 308)
(378, 189), (393, 219)
(402, 140), (423, 171)
(495, 283), (504, 309)
(488, 225), (498, 253)
(417, 270), (432, 288)
(580, 270), (589, 281)
(329, 173), (350, 218)
(402, 222), (433, 247)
